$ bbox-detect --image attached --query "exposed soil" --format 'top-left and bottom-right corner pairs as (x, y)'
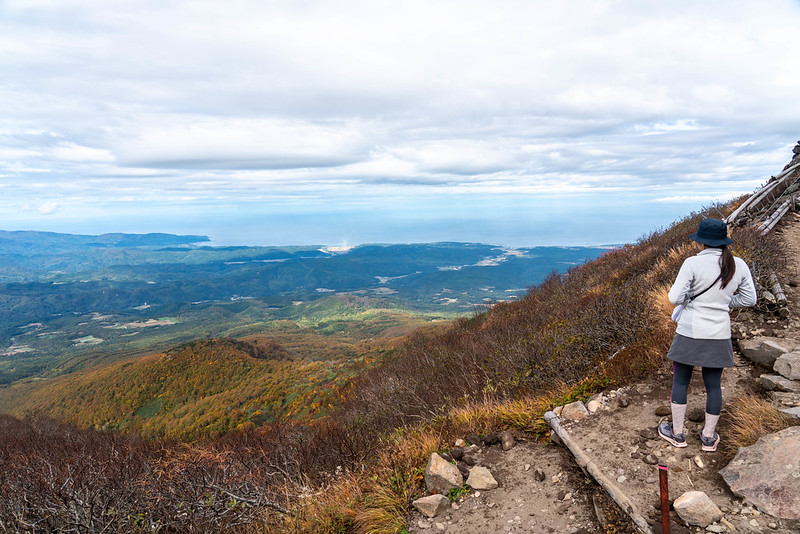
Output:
(407, 214), (800, 534)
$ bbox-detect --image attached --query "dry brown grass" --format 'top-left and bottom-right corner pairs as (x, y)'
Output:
(721, 395), (796, 460)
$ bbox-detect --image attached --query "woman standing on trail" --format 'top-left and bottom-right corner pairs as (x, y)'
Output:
(658, 218), (757, 452)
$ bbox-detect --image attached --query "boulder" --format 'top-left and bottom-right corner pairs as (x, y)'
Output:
(775, 352), (800, 380)
(737, 337), (789, 369)
(760, 373), (800, 392)
(673, 491), (723, 526)
(720, 426), (800, 519)
(424, 453), (463, 495)
(412, 494), (450, 518)
(466, 466), (498, 490)
(561, 400), (589, 421)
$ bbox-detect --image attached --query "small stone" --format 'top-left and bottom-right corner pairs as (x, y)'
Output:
(587, 400), (601, 413)
(454, 438), (466, 448)
(750, 519), (759, 527)
(705, 525), (726, 533)
(413, 494), (451, 518)
(620, 397), (630, 408)
(483, 433), (500, 446)
(643, 454), (659, 465)
(450, 447), (464, 461)
(466, 466), (498, 490)
(462, 454), (477, 467)
(694, 455), (705, 469)
(639, 428), (657, 440)
(534, 468), (546, 482)
(646, 477), (657, 484)
(768, 522), (778, 529)
(465, 433), (481, 446)
(673, 491), (723, 527)
(617, 475), (627, 483)
(418, 519), (432, 529)
(687, 407), (705, 422)
(456, 462), (470, 478)
(655, 405), (671, 416)
(561, 400), (589, 421)
(524, 463), (531, 471)
(435, 522), (445, 531)
(498, 430), (516, 451)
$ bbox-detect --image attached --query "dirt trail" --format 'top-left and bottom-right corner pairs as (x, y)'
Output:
(408, 214), (800, 534)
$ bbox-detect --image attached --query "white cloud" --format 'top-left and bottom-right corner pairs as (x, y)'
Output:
(37, 202), (61, 215)
(1, 0), (800, 240)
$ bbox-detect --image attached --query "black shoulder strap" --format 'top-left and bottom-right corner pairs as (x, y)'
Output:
(689, 273), (722, 302)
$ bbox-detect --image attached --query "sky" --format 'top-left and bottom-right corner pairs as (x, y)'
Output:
(2, 0), (800, 247)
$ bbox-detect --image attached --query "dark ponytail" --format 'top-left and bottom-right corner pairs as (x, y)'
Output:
(719, 245), (735, 289)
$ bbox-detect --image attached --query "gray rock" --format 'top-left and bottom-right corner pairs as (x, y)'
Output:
(413, 494), (450, 518)
(424, 453), (463, 494)
(466, 466), (498, 490)
(775, 352), (800, 380)
(779, 406), (800, 422)
(482, 433), (500, 446)
(462, 454), (477, 466)
(673, 491), (723, 526)
(498, 431), (515, 451)
(737, 337), (789, 369)
(720, 426), (800, 519)
(465, 433), (481, 446)
(456, 462), (470, 478)
(449, 447), (464, 461)
(772, 391), (800, 407)
(561, 400), (589, 421)
(760, 373), (800, 392)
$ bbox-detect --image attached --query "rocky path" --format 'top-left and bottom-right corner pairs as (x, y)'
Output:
(407, 214), (800, 533)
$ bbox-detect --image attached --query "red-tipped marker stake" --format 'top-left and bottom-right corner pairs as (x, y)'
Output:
(658, 461), (670, 534)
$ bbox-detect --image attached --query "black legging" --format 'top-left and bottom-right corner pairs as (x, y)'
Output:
(670, 362), (723, 415)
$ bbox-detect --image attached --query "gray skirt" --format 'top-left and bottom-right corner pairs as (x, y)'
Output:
(666, 334), (734, 368)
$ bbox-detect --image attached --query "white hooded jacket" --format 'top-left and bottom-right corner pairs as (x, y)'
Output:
(668, 248), (757, 339)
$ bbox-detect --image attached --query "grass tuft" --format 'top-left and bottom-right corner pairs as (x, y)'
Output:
(722, 395), (795, 460)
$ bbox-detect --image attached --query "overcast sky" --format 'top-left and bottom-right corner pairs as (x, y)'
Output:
(2, 0), (800, 246)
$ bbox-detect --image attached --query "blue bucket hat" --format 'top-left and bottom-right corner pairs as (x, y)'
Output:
(689, 219), (734, 247)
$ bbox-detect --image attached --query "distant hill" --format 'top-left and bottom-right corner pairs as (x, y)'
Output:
(0, 234), (609, 385)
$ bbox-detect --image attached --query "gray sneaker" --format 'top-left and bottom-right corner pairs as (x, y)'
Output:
(699, 430), (720, 452)
(658, 422), (687, 448)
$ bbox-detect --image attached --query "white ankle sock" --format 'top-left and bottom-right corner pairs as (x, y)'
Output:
(671, 402), (687, 435)
(702, 413), (720, 438)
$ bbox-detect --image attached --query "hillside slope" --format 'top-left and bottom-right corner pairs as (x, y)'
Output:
(0, 337), (366, 440)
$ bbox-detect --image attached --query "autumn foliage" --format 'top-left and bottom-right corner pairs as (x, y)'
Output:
(0, 202), (786, 533)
